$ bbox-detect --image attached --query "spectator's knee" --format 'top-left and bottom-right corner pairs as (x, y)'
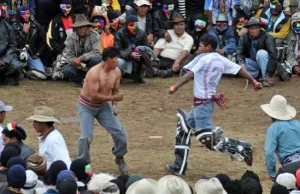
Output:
(256, 50), (268, 60)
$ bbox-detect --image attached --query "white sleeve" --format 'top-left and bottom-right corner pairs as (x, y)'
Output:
(154, 38), (166, 49)
(183, 54), (206, 72)
(223, 56), (241, 75)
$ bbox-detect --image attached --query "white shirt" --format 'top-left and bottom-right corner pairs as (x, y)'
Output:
(154, 29), (194, 60)
(184, 53), (241, 99)
(137, 15), (146, 32)
(38, 129), (71, 169)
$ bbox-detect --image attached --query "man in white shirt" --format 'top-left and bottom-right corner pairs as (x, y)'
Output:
(154, 12), (194, 78)
(26, 106), (71, 169)
(165, 34), (263, 176)
(0, 101), (13, 154)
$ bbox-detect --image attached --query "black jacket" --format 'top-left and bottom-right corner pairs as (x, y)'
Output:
(152, 10), (178, 39)
(126, 9), (153, 35)
(114, 26), (148, 60)
(236, 30), (278, 76)
(47, 14), (75, 55)
(12, 19), (46, 56)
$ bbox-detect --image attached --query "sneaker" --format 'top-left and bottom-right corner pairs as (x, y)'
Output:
(176, 108), (191, 133)
(242, 148), (253, 166)
(115, 157), (128, 174)
(164, 164), (183, 176)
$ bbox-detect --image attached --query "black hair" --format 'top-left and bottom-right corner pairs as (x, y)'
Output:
(199, 34), (218, 50)
(46, 122), (54, 128)
(102, 47), (120, 61)
(241, 177), (263, 194)
(2, 125), (26, 141)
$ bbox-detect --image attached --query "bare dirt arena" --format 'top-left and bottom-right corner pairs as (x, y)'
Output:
(1, 76), (299, 193)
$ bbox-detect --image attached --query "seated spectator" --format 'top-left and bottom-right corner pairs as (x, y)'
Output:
(62, 14), (101, 87)
(154, 13), (194, 78)
(126, 178), (157, 194)
(90, 6), (109, 35)
(241, 170), (260, 183)
(195, 177), (226, 194)
(6, 157), (27, 172)
(46, 0), (75, 62)
(234, 16), (249, 44)
(215, 173), (231, 188)
(7, 0), (36, 20)
(236, 17), (277, 87)
(2, 122), (35, 161)
(114, 15), (149, 83)
(261, 95), (300, 181)
(208, 13), (236, 57)
(156, 175), (190, 194)
(27, 153), (47, 180)
(0, 101), (13, 154)
(190, 15), (208, 54)
(240, 177), (263, 194)
(0, 0), (22, 86)
(271, 183), (289, 194)
(223, 179), (242, 194)
(152, 0), (179, 40)
(234, 0), (258, 23)
(21, 170), (45, 194)
(70, 159), (93, 192)
(12, 6), (47, 80)
(45, 170), (79, 194)
(256, 0), (290, 46)
(26, 106), (71, 169)
(276, 173), (297, 191)
(2, 164), (26, 194)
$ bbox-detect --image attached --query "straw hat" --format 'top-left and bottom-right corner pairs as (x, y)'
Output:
(195, 178), (227, 194)
(244, 17), (262, 28)
(71, 14), (92, 28)
(260, 95), (296, 120)
(126, 178), (157, 194)
(26, 106), (60, 123)
(156, 175), (191, 194)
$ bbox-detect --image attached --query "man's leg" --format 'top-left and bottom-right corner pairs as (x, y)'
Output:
(94, 102), (128, 174)
(26, 57), (47, 80)
(63, 64), (85, 86)
(77, 103), (96, 164)
(245, 58), (260, 79)
(256, 49), (269, 79)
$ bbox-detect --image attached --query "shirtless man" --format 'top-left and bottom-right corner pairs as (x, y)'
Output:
(77, 46), (128, 174)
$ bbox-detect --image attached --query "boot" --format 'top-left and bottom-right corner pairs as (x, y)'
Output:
(115, 157), (128, 174)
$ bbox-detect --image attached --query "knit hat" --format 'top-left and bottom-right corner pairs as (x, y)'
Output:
(241, 177), (263, 194)
(241, 170), (260, 183)
(57, 178), (78, 194)
(126, 15), (138, 24)
(22, 170), (38, 192)
(2, 122), (27, 141)
(7, 164), (26, 188)
(60, 0), (72, 4)
(5, 142), (21, 155)
(56, 170), (77, 185)
(276, 173), (297, 190)
(101, 182), (120, 194)
(271, 183), (289, 194)
(70, 159), (90, 181)
(27, 153), (47, 177)
(110, 179), (125, 194)
(1, 146), (20, 167)
(223, 180), (242, 194)
(215, 173), (231, 187)
(47, 160), (68, 185)
(7, 157), (27, 171)
(127, 174), (144, 187)
(117, 174), (129, 187)
(195, 178), (227, 194)
(17, 5), (29, 16)
(160, 0), (174, 4)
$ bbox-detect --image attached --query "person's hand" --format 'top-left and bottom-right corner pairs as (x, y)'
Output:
(168, 85), (177, 94)
(23, 23), (30, 33)
(73, 57), (81, 66)
(164, 31), (172, 42)
(172, 60), (180, 72)
(238, 28), (248, 36)
(293, 65), (300, 75)
(252, 80), (262, 90)
(113, 93), (123, 101)
(269, 175), (276, 182)
(216, 49), (225, 55)
(131, 52), (141, 60)
(112, 104), (118, 116)
(147, 33), (153, 45)
(32, 53), (39, 59)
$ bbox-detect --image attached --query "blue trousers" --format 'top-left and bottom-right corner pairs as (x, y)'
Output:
(245, 49), (269, 79)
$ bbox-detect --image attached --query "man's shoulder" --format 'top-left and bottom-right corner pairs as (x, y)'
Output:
(89, 29), (101, 39)
(46, 129), (64, 140)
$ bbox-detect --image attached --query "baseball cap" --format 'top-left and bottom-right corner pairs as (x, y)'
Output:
(276, 172), (297, 190)
(0, 101), (13, 112)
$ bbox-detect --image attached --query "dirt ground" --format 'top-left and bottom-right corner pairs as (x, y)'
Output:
(1, 76), (299, 193)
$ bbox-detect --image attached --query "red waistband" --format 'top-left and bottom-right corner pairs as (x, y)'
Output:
(78, 95), (104, 108)
(194, 94), (228, 109)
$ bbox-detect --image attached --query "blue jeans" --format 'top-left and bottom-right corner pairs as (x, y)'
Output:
(77, 102), (127, 164)
(28, 57), (45, 72)
(117, 58), (132, 74)
(186, 102), (215, 130)
(245, 49), (269, 79)
(63, 57), (101, 84)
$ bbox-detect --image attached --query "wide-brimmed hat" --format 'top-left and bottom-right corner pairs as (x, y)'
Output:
(0, 101), (13, 112)
(244, 17), (262, 28)
(71, 14), (92, 28)
(134, 0), (150, 6)
(172, 12), (185, 24)
(26, 106), (60, 123)
(126, 178), (157, 194)
(157, 175), (191, 194)
(195, 178), (227, 194)
(260, 95), (296, 120)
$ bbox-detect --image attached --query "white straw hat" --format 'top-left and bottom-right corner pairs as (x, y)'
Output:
(26, 106), (60, 123)
(260, 95), (296, 120)
(195, 178), (227, 194)
(126, 179), (157, 194)
(156, 175), (191, 194)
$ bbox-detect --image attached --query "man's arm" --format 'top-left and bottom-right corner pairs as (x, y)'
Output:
(265, 126), (278, 179)
(169, 70), (194, 93)
(153, 48), (161, 56)
(111, 68), (121, 106)
(172, 50), (189, 71)
(237, 64), (256, 83)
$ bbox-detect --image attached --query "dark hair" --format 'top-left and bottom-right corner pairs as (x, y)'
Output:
(46, 122), (54, 127)
(224, 179), (243, 194)
(241, 177), (263, 194)
(102, 47), (120, 61)
(199, 34), (218, 50)
(2, 124), (26, 141)
(241, 170), (260, 183)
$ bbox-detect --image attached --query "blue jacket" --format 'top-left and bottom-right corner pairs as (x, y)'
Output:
(44, 188), (59, 194)
(265, 119), (300, 178)
(7, 0), (36, 17)
(208, 26), (236, 55)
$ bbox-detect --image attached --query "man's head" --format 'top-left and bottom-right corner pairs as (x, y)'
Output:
(160, 0), (174, 17)
(194, 15), (208, 33)
(134, 0), (150, 17)
(172, 13), (185, 36)
(60, 0), (72, 18)
(236, 16), (249, 30)
(244, 17), (262, 38)
(91, 15), (106, 33)
(17, 6), (30, 23)
(107, 11), (120, 31)
(270, 0), (283, 15)
(291, 12), (300, 34)
(126, 15), (139, 35)
(216, 13), (228, 33)
(0, 101), (13, 124)
(0, 0), (7, 19)
(71, 14), (92, 38)
(102, 47), (120, 69)
(198, 34), (218, 53)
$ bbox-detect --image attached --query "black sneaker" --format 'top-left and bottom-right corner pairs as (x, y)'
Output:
(164, 164), (183, 176)
(115, 157), (128, 174)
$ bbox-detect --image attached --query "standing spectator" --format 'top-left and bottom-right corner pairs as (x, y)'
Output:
(2, 122), (35, 161)
(12, 6), (47, 80)
(62, 14), (101, 87)
(26, 106), (71, 169)
(261, 95), (300, 181)
(154, 13), (194, 78)
(1, 165), (26, 194)
(236, 17), (277, 87)
(0, 101), (13, 154)
(0, 0), (22, 86)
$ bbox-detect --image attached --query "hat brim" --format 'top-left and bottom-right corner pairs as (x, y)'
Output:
(244, 23), (263, 28)
(260, 104), (296, 120)
(4, 105), (13, 112)
(126, 179), (157, 194)
(26, 115), (61, 124)
(173, 19), (186, 24)
(157, 175), (191, 194)
(71, 22), (93, 28)
(195, 179), (227, 194)
(135, 2), (151, 6)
